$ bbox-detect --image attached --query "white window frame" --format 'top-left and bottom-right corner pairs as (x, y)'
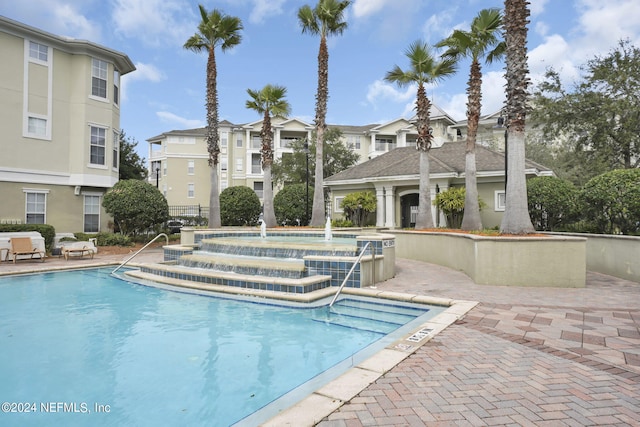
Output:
(27, 116), (47, 137)
(112, 130), (119, 170)
(221, 157), (228, 171)
(236, 135), (243, 148)
(23, 189), (48, 224)
(113, 69), (120, 106)
(91, 58), (108, 100)
(235, 158), (243, 172)
(83, 194), (101, 233)
(28, 41), (48, 63)
(187, 183), (195, 198)
(495, 190), (506, 212)
(253, 182), (263, 199)
(220, 132), (228, 147)
(89, 125), (107, 166)
(334, 196), (345, 213)
(187, 160), (195, 175)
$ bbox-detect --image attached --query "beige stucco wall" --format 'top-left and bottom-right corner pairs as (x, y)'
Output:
(550, 233), (639, 283)
(390, 230), (587, 287)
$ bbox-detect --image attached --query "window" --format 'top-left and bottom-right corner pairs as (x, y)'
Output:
(84, 195), (100, 233)
(28, 117), (47, 136)
(92, 58), (108, 99)
(25, 192), (46, 224)
(251, 153), (261, 174)
(495, 190), (506, 211)
(188, 183), (195, 198)
(113, 69), (120, 105)
(251, 135), (261, 149)
(375, 137), (395, 151)
(220, 132), (228, 147)
(90, 126), (106, 165)
(253, 182), (263, 199)
(347, 136), (361, 150)
(29, 41), (48, 62)
(235, 158), (243, 172)
(187, 160), (195, 175)
(221, 157), (228, 171)
(334, 196), (345, 213)
(112, 131), (119, 169)
(236, 135), (243, 148)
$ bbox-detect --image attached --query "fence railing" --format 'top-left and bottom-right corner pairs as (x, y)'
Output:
(168, 205), (209, 223)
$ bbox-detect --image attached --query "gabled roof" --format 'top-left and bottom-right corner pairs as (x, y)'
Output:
(325, 142), (552, 182)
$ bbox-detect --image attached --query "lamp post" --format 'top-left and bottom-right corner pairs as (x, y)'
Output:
(304, 139), (309, 225)
(155, 164), (160, 189)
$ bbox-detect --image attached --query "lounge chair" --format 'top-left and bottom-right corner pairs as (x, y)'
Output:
(10, 237), (45, 263)
(62, 243), (95, 261)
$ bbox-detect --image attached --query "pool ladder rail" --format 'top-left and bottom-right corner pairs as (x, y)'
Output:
(111, 233), (169, 275)
(329, 241), (374, 308)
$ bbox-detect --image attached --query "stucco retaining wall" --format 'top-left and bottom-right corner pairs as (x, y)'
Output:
(389, 231), (587, 287)
(549, 233), (639, 283)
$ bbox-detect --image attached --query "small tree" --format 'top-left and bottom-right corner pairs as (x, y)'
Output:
(118, 131), (147, 180)
(341, 191), (376, 226)
(434, 187), (466, 228)
(219, 186), (261, 226)
(527, 176), (578, 231)
(274, 184), (314, 226)
(580, 169), (640, 235)
(102, 179), (169, 236)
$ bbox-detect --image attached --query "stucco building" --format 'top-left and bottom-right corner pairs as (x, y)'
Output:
(0, 16), (135, 233)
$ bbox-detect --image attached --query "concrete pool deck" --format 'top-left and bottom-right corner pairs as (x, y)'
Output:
(2, 251), (639, 426)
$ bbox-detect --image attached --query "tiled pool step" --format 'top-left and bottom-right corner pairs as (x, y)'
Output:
(133, 263), (333, 293)
(199, 238), (358, 259)
(178, 253), (306, 279)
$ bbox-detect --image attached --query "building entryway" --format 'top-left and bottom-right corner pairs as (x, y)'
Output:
(400, 193), (418, 228)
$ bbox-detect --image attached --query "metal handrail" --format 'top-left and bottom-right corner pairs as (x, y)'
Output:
(329, 241), (375, 308)
(111, 233), (169, 275)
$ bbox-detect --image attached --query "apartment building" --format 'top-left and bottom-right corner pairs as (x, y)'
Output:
(0, 16), (135, 233)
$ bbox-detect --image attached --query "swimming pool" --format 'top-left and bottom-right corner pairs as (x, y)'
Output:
(0, 268), (443, 426)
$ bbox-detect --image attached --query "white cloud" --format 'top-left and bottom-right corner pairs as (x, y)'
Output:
(120, 62), (166, 102)
(574, 0), (640, 53)
(352, 0), (388, 18)
(529, 0), (551, 16)
(366, 80), (415, 107)
(248, 0), (286, 24)
(156, 111), (204, 129)
(111, 0), (194, 47)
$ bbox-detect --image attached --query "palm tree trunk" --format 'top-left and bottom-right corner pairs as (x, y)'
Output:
(461, 60), (483, 231)
(415, 150), (435, 229)
(262, 164), (277, 227)
(310, 35), (329, 227)
(500, 128), (534, 233)
(501, 0), (534, 234)
(206, 46), (221, 228)
(209, 166), (221, 228)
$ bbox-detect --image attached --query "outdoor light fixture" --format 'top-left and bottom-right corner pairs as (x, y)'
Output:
(155, 163), (160, 189)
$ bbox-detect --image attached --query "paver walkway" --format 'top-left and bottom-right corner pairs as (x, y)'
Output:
(317, 259), (640, 426)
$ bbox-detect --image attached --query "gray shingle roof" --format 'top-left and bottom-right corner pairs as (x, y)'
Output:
(326, 142), (552, 182)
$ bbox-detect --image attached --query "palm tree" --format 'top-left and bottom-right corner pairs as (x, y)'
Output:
(184, 5), (243, 228)
(298, 0), (350, 227)
(501, 0), (535, 234)
(245, 84), (291, 227)
(438, 8), (505, 231)
(385, 40), (457, 229)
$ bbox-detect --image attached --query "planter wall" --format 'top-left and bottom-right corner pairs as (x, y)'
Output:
(390, 231), (587, 288)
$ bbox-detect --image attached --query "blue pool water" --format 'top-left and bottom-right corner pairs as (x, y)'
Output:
(0, 268), (441, 426)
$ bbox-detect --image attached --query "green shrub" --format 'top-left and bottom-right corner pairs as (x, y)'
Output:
(580, 169), (640, 234)
(527, 176), (579, 231)
(220, 186), (262, 226)
(274, 184), (313, 226)
(95, 232), (133, 247)
(331, 218), (353, 228)
(341, 191), (376, 227)
(102, 179), (169, 236)
(0, 224), (56, 251)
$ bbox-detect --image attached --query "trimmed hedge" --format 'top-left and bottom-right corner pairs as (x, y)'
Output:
(0, 224), (56, 252)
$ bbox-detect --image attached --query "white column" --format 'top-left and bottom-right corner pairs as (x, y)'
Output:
(384, 186), (395, 228)
(375, 187), (385, 227)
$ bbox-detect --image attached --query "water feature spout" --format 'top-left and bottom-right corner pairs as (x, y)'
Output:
(260, 220), (267, 239)
(325, 217), (332, 241)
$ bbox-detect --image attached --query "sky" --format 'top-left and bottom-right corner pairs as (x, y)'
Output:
(2, 0), (640, 160)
